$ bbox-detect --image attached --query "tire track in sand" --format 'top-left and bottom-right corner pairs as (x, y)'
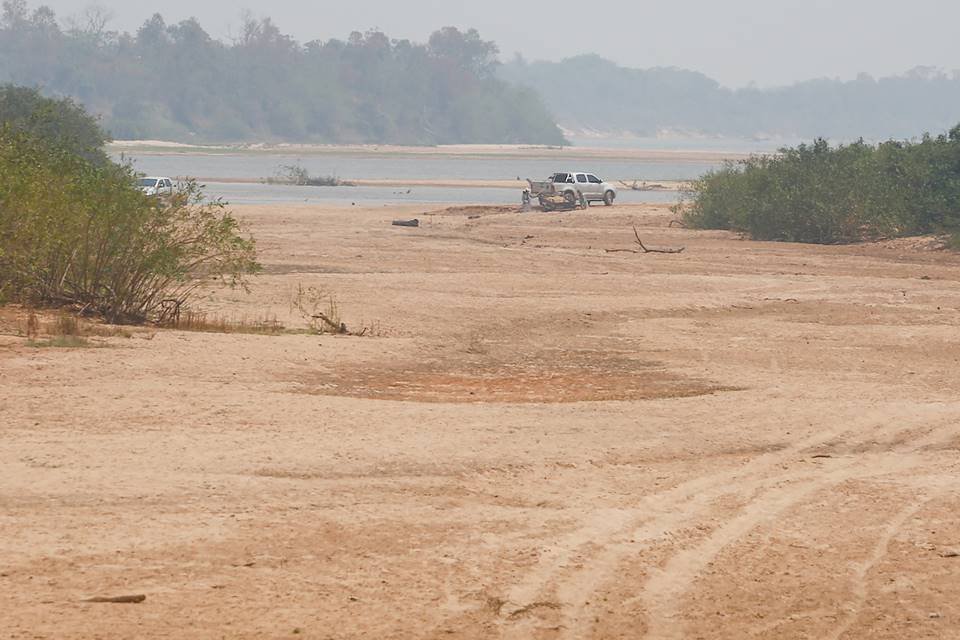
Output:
(636, 454), (921, 640)
(498, 435), (828, 636)
(632, 413), (960, 640)
(822, 495), (938, 640)
(495, 405), (960, 639)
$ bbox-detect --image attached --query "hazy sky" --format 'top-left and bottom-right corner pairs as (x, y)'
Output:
(34, 0), (960, 87)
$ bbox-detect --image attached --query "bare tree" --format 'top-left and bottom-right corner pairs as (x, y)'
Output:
(66, 3), (113, 42)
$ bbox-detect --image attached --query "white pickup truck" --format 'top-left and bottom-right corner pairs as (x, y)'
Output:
(137, 176), (174, 197)
(528, 171), (617, 208)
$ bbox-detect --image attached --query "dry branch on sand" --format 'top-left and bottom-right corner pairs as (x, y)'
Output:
(292, 284), (348, 334)
(619, 180), (669, 191)
(605, 227), (686, 254)
(310, 312), (348, 334)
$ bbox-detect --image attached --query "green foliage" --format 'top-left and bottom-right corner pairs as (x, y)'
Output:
(0, 121), (261, 323)
(0, 4), (566, 145)
(0, 85), (109, 162)
(679, 129), (960, 244)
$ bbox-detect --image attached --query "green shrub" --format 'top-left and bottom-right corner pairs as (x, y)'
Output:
(0, 85), (109, 163)
(0, 126), (260, 323)
(679, 126), (960, 244)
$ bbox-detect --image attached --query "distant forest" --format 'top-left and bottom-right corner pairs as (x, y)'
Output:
(0, 2), (565, 144)
(3, 1), (959, 145)
(501, 55), (960, 141)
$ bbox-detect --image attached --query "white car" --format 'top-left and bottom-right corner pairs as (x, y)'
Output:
(138, 176), (174, 197)
(550, 172), (617, 206)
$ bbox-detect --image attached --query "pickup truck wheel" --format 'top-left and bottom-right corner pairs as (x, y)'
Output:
(603, 190), (615, 206)
(563, 190), (577, 206)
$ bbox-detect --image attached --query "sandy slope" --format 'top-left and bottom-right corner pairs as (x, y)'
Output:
(2, 203), (960, 639)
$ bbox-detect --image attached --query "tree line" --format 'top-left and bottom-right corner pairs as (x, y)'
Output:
(0, 1), (566, 145)
(5, 1), (958, 145)
(502, 54), (960, 141)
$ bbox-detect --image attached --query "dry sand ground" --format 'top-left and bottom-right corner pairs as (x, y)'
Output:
(2, 202), (960, 639)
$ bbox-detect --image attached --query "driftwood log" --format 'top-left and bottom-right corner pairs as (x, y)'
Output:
(392, 219), (420, 228)
(82, 594), (147, 604)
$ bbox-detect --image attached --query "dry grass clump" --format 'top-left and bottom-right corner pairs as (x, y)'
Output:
(5, 288), (379, 343)
(28, 335), (92, 349)
(289, 284), (382, 336)
(165, 310), (285, 335)
(15, 309), (133, 348)
(291, 284), (346, 334)
(354, 320), (383, 338)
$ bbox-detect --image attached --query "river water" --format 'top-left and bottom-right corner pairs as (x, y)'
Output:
(112, 141), (764, 206)
(166, 182), (684, 207)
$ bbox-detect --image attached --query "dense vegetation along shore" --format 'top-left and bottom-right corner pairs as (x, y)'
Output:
(679, 127), (960, 244)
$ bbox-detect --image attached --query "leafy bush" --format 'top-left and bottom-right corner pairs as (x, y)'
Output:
(0, 85), (109, 163)
(0, 124), (260, 323)
(679, 126), (960, 244)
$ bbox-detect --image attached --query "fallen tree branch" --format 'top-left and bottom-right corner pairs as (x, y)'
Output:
(633, 226), (685, 254)
(603, 227), (686, 255)
(618, 180), (667, 191)
(312, 312), (348, 334)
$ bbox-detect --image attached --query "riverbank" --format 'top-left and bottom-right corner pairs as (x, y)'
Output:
(3, 200), (959, 638)
(109, 140), (753, 164)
